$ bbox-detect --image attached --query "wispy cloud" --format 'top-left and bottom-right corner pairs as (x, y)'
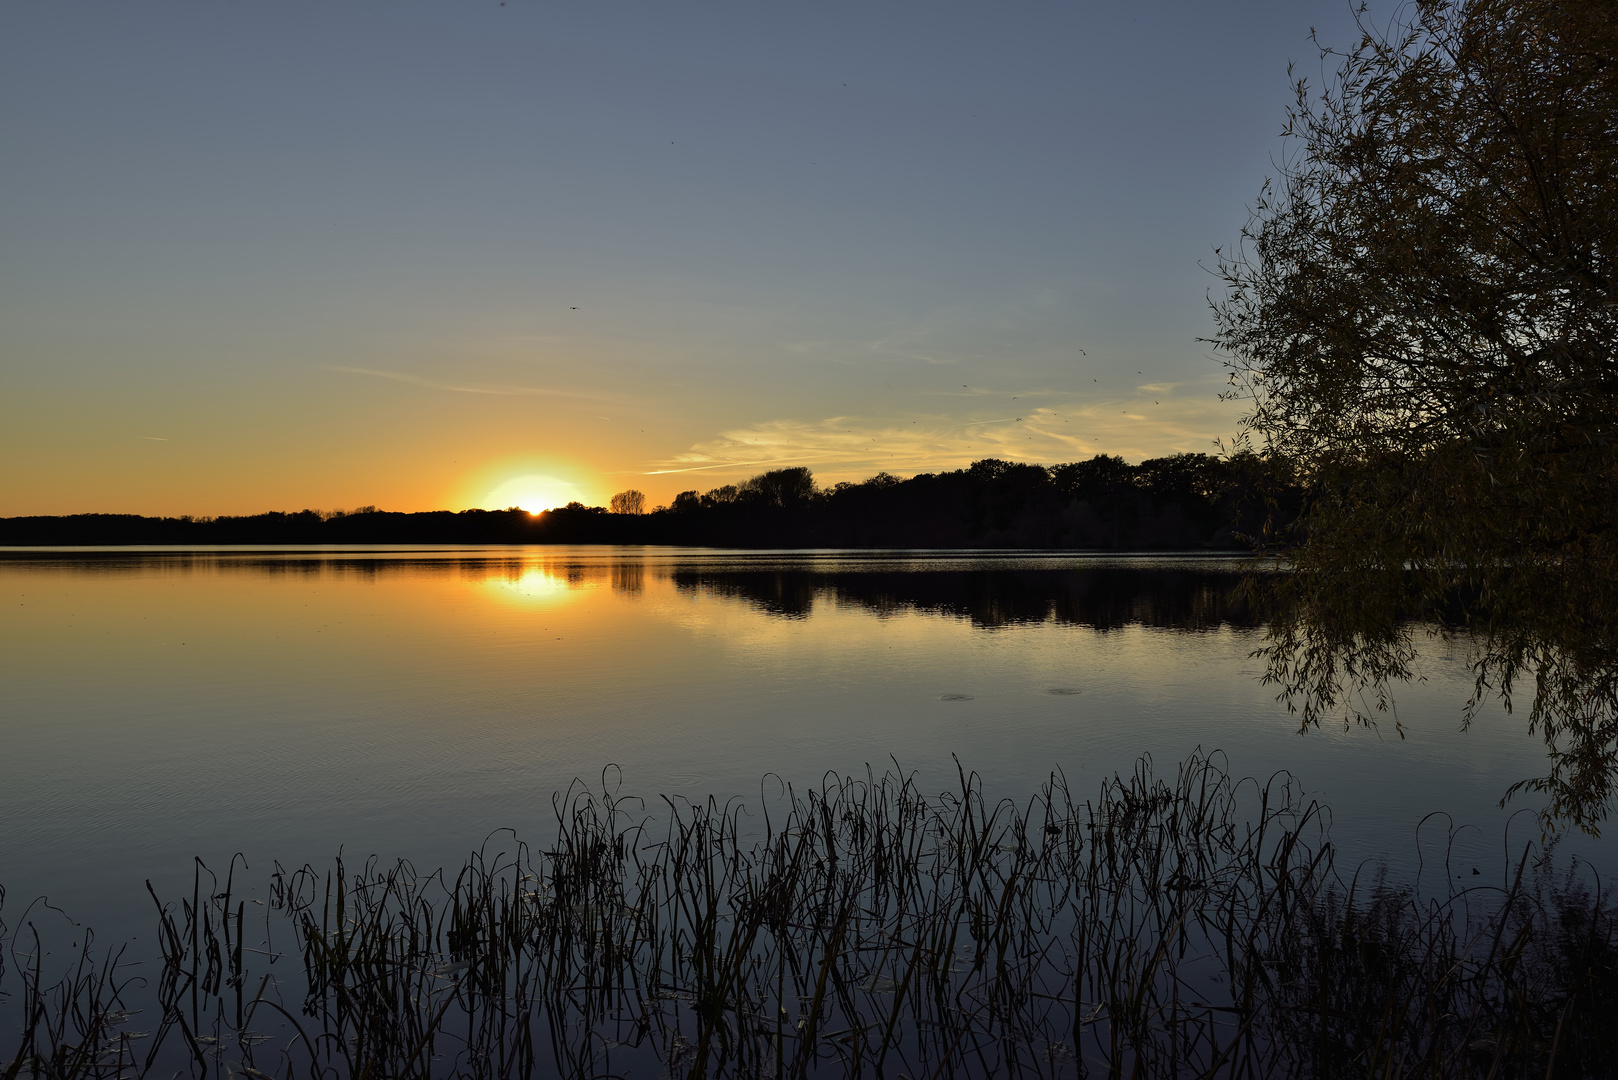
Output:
(644, 458), (824, 476)
(649, 392), (1242, 487)
(325, 366), (606, 400)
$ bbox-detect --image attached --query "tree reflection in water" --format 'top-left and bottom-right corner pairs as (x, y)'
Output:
(1253, 562), (1618, 834)
(673, 556), (1618, 832)
(670, 564), (1261, 631)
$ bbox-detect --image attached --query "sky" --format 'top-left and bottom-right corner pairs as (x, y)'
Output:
(1, 1), (1370, 516)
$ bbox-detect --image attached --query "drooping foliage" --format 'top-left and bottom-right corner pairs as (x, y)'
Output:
(1211, 0), (1618, 828)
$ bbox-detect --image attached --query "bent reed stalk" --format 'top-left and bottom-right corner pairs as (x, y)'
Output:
(3, 751), (1616, 1078)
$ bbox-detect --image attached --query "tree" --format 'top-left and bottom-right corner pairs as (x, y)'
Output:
(1134, 454), (1229, 504)
(609, 490), (646, 515)
(738, 467), (817, 508)
(1211, 0), (1618, 828)
(1049, 454), (1136, 501)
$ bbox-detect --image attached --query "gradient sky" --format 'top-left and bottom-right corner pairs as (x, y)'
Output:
(1, 1), (1369, 516)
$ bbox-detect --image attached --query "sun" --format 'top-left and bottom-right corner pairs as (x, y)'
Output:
(485, 474), (585, 514)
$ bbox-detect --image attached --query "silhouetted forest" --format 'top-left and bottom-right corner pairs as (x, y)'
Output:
(0, 453), (1301, 549)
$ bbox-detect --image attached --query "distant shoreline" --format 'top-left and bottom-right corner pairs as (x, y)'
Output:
(0, 455), (1299, 551)
(0, 509), (1253, 551)
(0, 542), (1257, 556)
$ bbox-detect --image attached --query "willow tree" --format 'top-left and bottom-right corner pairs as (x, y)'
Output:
(1211, 0), (1618, 827)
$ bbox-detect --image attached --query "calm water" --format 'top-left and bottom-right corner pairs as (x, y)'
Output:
(1, 547), (1604, 942)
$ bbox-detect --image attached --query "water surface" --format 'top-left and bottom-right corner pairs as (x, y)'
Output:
(1, 547), (1599, 940)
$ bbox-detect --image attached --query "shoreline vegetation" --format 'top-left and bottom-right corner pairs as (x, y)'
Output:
(3, 752), (1614, 1079)
(0, 455), (1300, 551)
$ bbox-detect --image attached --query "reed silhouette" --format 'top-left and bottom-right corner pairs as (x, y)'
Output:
(3, 752), (1614, 1078)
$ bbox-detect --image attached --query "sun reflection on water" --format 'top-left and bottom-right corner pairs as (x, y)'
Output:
(481, 564), (598, 605)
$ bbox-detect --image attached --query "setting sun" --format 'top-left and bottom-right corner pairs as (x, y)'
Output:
(486, 474), (584, 514)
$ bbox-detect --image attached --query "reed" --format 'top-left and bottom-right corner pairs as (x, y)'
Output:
(3, 751), (1615, 1078)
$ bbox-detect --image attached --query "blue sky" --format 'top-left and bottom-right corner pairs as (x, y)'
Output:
(1, 0), (1370, 513)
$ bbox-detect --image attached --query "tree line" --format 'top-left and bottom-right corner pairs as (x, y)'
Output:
(0, 452), (1299, 549)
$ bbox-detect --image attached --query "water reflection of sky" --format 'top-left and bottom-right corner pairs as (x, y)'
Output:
(0, 547), (1608, 942)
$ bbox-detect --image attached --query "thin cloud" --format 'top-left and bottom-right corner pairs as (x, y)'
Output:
(325, 366), (606, 400)
(649, 414), (1082, 482)
(644, 458), (824, 476)
(651, 394), (1242, 487)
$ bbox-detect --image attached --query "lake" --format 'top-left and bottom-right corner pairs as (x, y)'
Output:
(1, 547), (1603, 945)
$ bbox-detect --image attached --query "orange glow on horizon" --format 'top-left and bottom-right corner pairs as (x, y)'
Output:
(484, 474), (585, 514)
(449, 455), (600, 515)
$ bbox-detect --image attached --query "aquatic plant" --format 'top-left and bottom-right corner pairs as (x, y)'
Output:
(3, 751), (1615, 1077)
